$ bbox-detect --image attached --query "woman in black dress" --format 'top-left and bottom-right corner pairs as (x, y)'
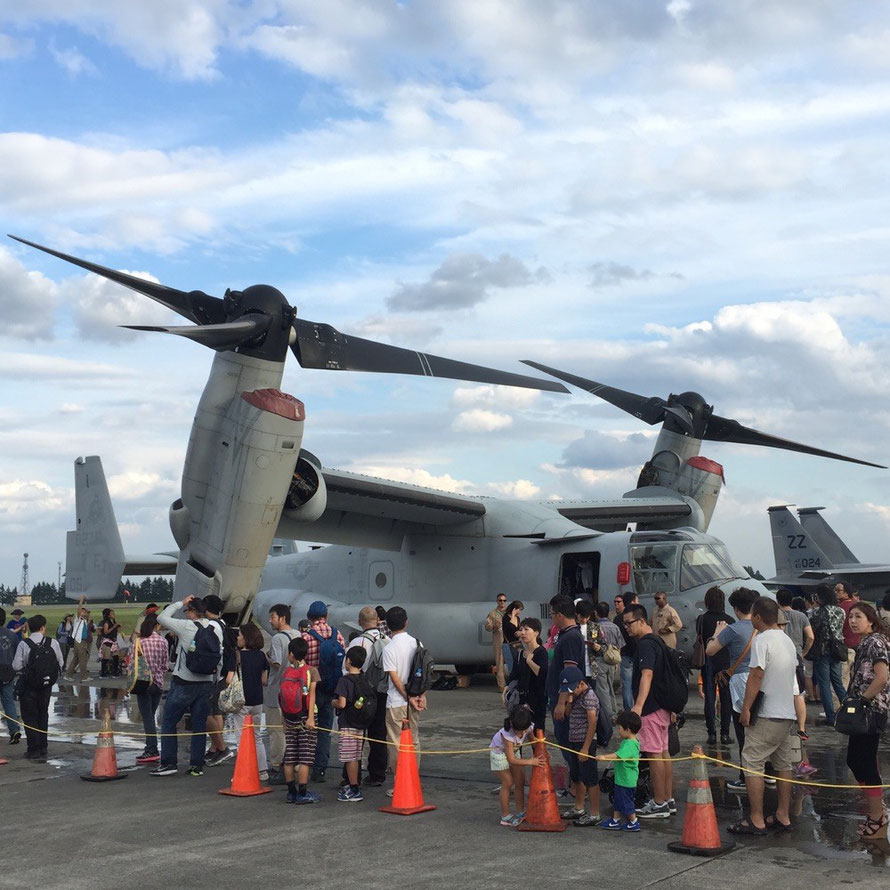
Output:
(506, 617), (548, 733)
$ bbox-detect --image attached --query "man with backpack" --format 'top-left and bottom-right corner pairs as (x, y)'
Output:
(0, 609), (23, 745)
(382, 606), (429, 789)
(202, 595), (238, 766)
(624, 603), (685, 819)
(344, 606), (389, 787)
(153, 595), (223, 777)
(302, 600), (346, 782)
(12, 614), (63, 761)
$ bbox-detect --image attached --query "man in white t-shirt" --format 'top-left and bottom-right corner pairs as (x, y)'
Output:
(730, 597), (798, 836)
(381, 606), (426, 790)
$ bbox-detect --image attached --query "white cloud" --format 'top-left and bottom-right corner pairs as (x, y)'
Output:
(485, 479), (541, 499)
(0, 246), (58, 339)
(346, 465), (473, 494)
(0, 480), (71, 524)
(50, 43), (98, 76)
(451, 409), (513, 433)
(451, 384), (540, 411)
(106, 470), (178, 501)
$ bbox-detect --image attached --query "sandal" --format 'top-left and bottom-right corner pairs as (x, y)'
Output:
(764, 814), (793, 832)
(728, 818), (767, 836)
(859, 813), (889, 839)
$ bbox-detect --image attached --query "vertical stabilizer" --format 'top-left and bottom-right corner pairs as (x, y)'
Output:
(798, 507), (859, 564)
(66, 456), (125, 600)
(768, 505), (833, 578)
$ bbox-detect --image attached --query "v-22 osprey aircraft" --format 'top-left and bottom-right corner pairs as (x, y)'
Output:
(22, 234), (881, 668)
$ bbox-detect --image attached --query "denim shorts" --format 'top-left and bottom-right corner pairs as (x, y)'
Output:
(613, 784), (636, 817)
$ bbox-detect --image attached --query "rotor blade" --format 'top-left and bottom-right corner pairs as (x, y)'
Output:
(521, 360), (670, 423)
(705, 414), (886, 469)
(122, 314), (271, 350)
(8, 235), (225, 326)
(292, 319), (569, 392)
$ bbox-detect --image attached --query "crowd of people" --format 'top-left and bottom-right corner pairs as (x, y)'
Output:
(1, 581), (888, 839)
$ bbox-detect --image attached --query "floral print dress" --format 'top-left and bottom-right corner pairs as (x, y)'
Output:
(849, 633), (890, 715)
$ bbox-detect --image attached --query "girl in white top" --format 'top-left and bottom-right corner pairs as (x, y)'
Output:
(489, 707), (544, 826)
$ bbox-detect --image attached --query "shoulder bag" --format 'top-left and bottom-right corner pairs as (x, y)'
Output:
(834, 696), (887, 736)
(716, 629), (757, 689)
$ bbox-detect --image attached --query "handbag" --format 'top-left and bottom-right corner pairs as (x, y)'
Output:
(503, 679), (523, 712)
(830, 637), (849, 662)
(218, 668), (246, 713)
(127, 639), (152, 695)
(834, 697), (887, 736)
(668, 720), (680, 757)
(716, 630), (757, 689)
(602, 643), (621, 666)
(691, 616), (706, 670)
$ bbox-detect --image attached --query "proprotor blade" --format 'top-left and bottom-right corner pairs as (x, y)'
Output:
(705, 414), (887, 469)
(521, 360), (672, 423)
(293, 320), (569, 392)
(122, 313), (272, 350)
(8, 235), (225, 326)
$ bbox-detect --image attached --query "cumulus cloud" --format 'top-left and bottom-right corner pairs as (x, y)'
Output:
(451, 384), (540, 411)
(50, 43), (98, 76)
(588, 262), (683, 287)
(0, 480), (71, 526)
(559, 429), (654, 470)
(107, 470), (178, 501)
(0, 247), (58, 339)
(451, 408), (513, 433)
(346, 465), (473, 494)
(387, 253), (549, 311)
(0, 32), (33, 59)
(485, 479), (541, 499)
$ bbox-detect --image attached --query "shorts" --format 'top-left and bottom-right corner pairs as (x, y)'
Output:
(209, 679), (227, 717)
(741, 718), (796, 774)
(565, 741), (598, 788)
(283, 717), (318, 767)
(638, 708), (670, 753)
(490, 749), (510, 772)
(613, 785), (636, 818)
(338, 727), (364, 763)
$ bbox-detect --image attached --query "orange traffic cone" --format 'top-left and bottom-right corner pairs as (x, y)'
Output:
(379, 719), (435, 815)
(81, 712), (127, 782)
(667, 746), (735, 856)
(219, 714), (273, 797)
(518, 730), (567, 832)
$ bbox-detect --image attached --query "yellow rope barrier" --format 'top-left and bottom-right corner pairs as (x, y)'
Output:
(3, 708), (889, 787)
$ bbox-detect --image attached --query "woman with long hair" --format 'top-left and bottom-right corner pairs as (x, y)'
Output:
(810, 583), (848, 724)
(501, 600), (524, 675)
(99, 608), (122, 677)
(133, 614), (169, 764)
(845, 602), (890, 839)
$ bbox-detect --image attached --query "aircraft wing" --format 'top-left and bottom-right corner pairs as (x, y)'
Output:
(278, 467), (487, 549)
(122, 554), (178, 575)
(550, 496), (696, 532)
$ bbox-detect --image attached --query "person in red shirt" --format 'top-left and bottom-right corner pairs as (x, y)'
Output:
(835, 582), (861, 689)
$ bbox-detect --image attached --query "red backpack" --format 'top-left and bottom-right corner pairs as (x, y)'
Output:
(278, 664), (311, 718)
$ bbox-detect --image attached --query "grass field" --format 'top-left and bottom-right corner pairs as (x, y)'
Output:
(12, 603), (171, 638)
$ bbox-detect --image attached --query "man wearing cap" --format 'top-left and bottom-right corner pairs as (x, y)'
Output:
(152, 595), (224, 777)
(65, 596), (92, 681)
(302, 601), (346, 782)
(6, 609), (27, 642)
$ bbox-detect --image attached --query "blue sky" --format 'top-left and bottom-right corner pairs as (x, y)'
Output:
(2, 1), (890, 590)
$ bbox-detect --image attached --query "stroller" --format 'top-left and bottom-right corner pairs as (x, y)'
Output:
(598, 760), (652, 809)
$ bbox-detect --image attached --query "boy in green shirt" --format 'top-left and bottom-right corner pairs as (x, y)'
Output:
(597, 710), (642, 831)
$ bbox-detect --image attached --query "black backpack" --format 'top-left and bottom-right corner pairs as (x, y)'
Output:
(184, 621), (221, 676)
(21, 638), (60, 690)
(405, 639), (434, 697)
(0, 629), (16, 684)
(650, 636), (689, 714)
(343, 673), (377, 729)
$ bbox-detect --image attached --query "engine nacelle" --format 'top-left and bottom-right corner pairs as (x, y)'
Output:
(177, 383), (306, 616)
(283, 452), (327, 523)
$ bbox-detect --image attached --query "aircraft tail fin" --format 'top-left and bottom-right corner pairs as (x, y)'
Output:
(65, 456), (126, 600)
(798, 507), (859, 564)
(768, 505), (833, 579)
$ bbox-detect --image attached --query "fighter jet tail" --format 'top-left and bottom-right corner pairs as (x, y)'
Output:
(797, 507), (859, 565)
(768, 505), (834, 579)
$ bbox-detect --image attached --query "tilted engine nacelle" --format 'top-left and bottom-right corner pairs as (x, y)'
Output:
(173, 380), (306, 617)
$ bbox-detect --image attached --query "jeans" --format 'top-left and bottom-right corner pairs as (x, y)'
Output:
(313, 692), (334, 773)
(1, 679), (20, 737)
(814, 656), (847, 723)
(551, 711), (572, 770)
(502, 642), (515, 676)
(702, 659), (732, 736)
(594, 662), (618, 721)
(620, 654), (634, 710)
(160, 678), (212, 768)
(234, 704), (267, 773)
(136, 683), (163, 754)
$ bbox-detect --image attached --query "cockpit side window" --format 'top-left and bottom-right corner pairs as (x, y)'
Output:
(679, 543), (736, 591)
(629, 544), (678, 596)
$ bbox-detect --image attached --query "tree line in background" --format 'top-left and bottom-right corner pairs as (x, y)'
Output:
(0, 577), (175, 606)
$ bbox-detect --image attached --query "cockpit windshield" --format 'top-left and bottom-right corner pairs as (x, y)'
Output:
(679, 543), (739, 591)
(630, 544), (678, 596)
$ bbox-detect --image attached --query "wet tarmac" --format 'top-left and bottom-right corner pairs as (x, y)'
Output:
(3, 675), (890, 888)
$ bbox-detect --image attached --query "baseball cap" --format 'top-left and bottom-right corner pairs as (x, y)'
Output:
(307, 600), (328, 620)
(559, 666), (584, 693)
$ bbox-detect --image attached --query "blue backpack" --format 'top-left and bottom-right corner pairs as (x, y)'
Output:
(308, 627), (345, 695)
